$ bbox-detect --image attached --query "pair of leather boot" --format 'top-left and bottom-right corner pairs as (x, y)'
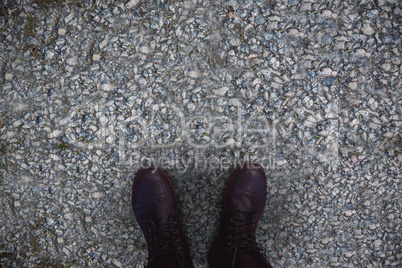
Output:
(131, 161), (273, 268)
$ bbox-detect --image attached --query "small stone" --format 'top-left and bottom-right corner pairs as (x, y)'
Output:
(323, 77), (336, 86)
(303, 96), (313, 108)
(348, 82), (357, 90)
(14, 201), (21, 207)
(362, 24), (374, 35)
(321, 68), (336, 76)
(373, 239), (382, 248)
(50, 154), (60, 161)
(112, 259), (122, 267)
(93, 192), (104, 198)
(354, 49), (365, 57)
(386, 0), (397, 4)
(65, 13), (74, 23)
(254, 15), (265, 25)
(322, 10), (333, 18)
(57, 237), (64, 243)
(66, 57), (78, 65)
(381, 63), (391, 72)
(101, 83), (114, 91)
(297, 247), (305, 253)
(140, 45), (149, 54)
(93, 54), (101, 61)
(46, 51), (54, 59)
(229, 98), (241, 106)
(344, 251), (354, 258)
(331, 142), (340, 152)
(344, 210), (354, 216)
(126, 0), (139, 8)
(49, 130), (62, 138)
(188, 71), (199, 78)
(391, 57), (400, 65)
(5, 73), (12, 80)
(351, 156), (357, 163)
(227, 12), (235, 19)
(187, 103), (195, 111)
(213, 87), (229, 96)
(322, 35), (332, 44)
(85, 216), (92, 222)
(397, 154), (402, 162)
(58, 28), (66, 35)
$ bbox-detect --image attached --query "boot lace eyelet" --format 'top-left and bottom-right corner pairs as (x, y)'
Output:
(176, 238), (180, 242)
(229, 226), (233, 230)
(228, 235), (232, 238)
(230, 218), (235, 222)
(177, 246), (182, 250)
(174, 230), (179, 234)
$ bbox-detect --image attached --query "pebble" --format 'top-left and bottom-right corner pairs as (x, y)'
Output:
(126, 0), (139, 9)
(112, 259), (122, 267)
(93, 192), (104, 198)
(93, 54), (101, 61)
(49, 130), (62, 138)
(101, 83), (114, 91)
(348, 82), (358, 90)
(373, 240), (382, 248)
(254, 15), (265, 25)
(66, 57), (78, 65)
(228, 98), (241, 106)
(381, 63), (391, 72)
(45, 51), (54, 59)
(362, 24), (374, 35)
(213, 87), (229, 96)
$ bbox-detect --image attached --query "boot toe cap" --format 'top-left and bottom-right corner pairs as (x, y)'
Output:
(225, 161), (267, 214)
(132, 166), (176, 208)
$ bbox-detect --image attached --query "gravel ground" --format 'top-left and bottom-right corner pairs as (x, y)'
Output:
(0, 0), (401, 267)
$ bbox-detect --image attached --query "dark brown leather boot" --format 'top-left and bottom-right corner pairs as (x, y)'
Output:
(132, 166), (194, 268)
(208, 161), (273, 268)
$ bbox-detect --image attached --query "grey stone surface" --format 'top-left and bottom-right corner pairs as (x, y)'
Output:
(0, 0), (401, 267)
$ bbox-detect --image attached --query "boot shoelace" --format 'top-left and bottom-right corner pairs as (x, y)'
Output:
(226, 217), (262, 267)
(145, 220), (185, 267)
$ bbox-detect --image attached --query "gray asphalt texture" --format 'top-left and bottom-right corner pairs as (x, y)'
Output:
(0, 0), (401, 267)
